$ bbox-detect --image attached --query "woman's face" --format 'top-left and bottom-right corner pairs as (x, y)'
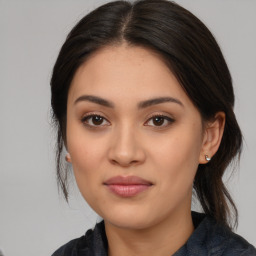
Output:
(66, 44), (207, 230)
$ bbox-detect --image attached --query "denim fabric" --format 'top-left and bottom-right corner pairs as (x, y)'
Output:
(52, 212), (256, 256)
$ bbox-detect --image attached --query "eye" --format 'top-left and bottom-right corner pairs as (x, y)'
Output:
(81, 114), (110, 127)
(145, 115), (174, 127)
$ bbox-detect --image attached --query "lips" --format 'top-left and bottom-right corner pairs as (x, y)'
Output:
(103, 176), (153, 197)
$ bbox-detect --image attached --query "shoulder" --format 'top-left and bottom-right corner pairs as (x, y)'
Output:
(51, 237), (82, 256)
(51, 221), (107, 256)
(51, 232), (92, 256)
(219, 229), (256, 256)
(201, 214), (256, 256)
(182, 212), (256, 256)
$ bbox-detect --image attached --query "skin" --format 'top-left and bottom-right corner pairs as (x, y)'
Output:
(66, 44), (225, 256)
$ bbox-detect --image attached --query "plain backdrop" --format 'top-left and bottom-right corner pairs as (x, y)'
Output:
(0, 0), (256, 255)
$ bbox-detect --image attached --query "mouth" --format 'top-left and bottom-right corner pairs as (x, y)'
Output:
(103, 175), (153, 197)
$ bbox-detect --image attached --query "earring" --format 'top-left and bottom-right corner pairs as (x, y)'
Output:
(205, 155), (211, 162)
(65, 153), (71, 162)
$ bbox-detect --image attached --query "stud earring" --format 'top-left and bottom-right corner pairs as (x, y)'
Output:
(65, 153), (71, 162)
(205, 155), (211, 161)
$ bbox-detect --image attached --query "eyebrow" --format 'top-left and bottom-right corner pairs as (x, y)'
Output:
(74, 95), (183, 108)
(74, 95), (114, 108)
(138, 97), (183, 109)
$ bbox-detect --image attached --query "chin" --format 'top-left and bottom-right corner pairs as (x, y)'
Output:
(105, 215), (154, 230)
(99, 204), (168, 231)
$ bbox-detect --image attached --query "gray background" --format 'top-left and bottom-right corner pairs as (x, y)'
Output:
(0, 0), (255, 255)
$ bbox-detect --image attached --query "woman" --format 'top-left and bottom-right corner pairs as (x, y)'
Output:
(50, 0), (256, 255)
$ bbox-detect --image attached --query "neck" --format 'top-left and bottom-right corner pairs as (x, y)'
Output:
(105, 209), (194, 256)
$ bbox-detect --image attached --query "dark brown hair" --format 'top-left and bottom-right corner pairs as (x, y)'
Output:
(51, 0), (242, 229)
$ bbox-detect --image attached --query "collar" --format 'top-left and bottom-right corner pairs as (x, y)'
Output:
(72, 211), (255, 256)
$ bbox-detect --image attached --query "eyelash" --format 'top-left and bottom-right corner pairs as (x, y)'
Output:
(81, 113), (175, 128)
(144, 114), (175, 128)
(81, 113), (110, 128)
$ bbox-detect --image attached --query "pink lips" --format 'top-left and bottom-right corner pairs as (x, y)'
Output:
(104, 176), (152, 197)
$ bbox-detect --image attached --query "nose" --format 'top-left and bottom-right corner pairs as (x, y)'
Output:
(108, 125), (146, 167)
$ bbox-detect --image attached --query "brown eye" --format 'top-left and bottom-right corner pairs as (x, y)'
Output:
(91, 115), (104, 125)
(81, 114), (110, 127)
(152, 116), (165, 126)
(145, 115), (174, 128)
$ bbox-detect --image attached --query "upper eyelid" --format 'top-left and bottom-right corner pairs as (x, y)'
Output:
(81, 112), (109, 120)
(81, 113), (110, 125)
(146, 115), (174, 121)
(144, 114), (175, 126)
(145, 113), (175, 121)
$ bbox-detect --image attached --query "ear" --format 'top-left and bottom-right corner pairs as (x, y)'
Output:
(65, 153), (72, 163)
(199, 112), (225, 164)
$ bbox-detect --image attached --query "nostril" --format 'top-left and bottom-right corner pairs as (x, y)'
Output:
(110, 158), (139, 167)
(110, 159), (119, 165)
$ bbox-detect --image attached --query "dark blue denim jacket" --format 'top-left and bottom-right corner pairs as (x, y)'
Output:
(52, 212), (256, 256)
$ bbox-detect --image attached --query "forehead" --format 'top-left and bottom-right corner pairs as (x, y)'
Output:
(68, 44), (191, 107)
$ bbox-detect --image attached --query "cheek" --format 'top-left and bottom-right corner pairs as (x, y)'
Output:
(151, 125), (202, 188)
(67, 119), (108, 167)
(69, 138), (106, 178)
(66, 126), (108, 192)
(153, 131), (201, 163)
(69, 142), (106, 206)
